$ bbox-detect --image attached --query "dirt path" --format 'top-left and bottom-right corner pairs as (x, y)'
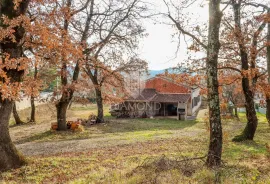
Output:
(15, 130), (204, 156)
(11, 121), (204, 156)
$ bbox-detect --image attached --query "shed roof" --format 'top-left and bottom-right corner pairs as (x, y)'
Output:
(127, 88), (190, 103)
(152, 93), (190, 103)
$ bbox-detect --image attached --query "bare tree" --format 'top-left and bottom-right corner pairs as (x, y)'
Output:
(164, 0), (223, 167)
(78, 0), (148, 123)
(205, 0), (223, 168)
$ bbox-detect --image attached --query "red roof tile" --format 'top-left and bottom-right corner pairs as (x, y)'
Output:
(145, 77), (190, 93)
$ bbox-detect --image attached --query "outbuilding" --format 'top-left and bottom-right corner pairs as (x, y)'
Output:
(111, 76), (201, 120)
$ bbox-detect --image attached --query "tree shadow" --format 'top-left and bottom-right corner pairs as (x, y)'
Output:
(9, 122), (35, 128)
(14, 118), (200, 144)
(14, 130), (53, 144)
(95, 117), (200, 134)
(218, 163), (269, 183)
(235, 140), (267, 152)
(14, 130), (85, 145)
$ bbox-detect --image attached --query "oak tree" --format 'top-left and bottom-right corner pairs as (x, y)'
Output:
(0, 0), (30, 172)
(80, 0), (148, 123)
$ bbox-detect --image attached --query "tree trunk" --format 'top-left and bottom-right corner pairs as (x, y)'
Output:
(0, 100), (26, 172)
(234, 106), (239, 119)
(0, 0), (30, 171)
(29, 65), (38, 123)
(267, 99), (270, 126)
(95, 88), (104, 123)
(235, 78), (258, 140)
(68, 98), (73, 109)
(29, 96), (36, 123)
(56, 96), (69, 131)
(266, 10), (270, 127)
(13, 102), (25, 125)
(206, 0), (223, 168)
(232, 2), (258, 141)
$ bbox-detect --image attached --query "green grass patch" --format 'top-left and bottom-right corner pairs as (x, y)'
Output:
(238, 112), (268, 124)
(15, 118), (199, 144)
(3, 108), (270, 183)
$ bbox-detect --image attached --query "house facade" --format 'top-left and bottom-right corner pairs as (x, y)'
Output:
(111, 76), (201, 120)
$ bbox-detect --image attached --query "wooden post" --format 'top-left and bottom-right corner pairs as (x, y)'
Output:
(163, 103), (166, 116)
(177, 102), (179, 120)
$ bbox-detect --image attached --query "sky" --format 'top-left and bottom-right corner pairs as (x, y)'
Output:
(138, 0), (208, 70)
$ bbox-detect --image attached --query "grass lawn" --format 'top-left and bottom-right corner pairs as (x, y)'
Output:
(1, 105), (270, 183)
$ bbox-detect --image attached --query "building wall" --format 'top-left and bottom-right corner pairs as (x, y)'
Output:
(187, 98), (192, 116)
(113, 101), (182, 117)
(191, 88), (201, 114)
(145, 77), (190, 93)
(178, 102), (187, 120)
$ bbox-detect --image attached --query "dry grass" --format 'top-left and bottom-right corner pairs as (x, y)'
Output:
(1, 105), (270, 183)
(9, 103), (57, 125)
(9, 103), (112, 125)
(9, 103), (103, 143)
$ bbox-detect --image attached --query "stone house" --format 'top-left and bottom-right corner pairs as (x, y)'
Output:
(111, 76), (201, 120)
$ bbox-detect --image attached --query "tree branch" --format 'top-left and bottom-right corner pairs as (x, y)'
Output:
(167, 14), (207, 49)
(218, 66), (241, 73)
